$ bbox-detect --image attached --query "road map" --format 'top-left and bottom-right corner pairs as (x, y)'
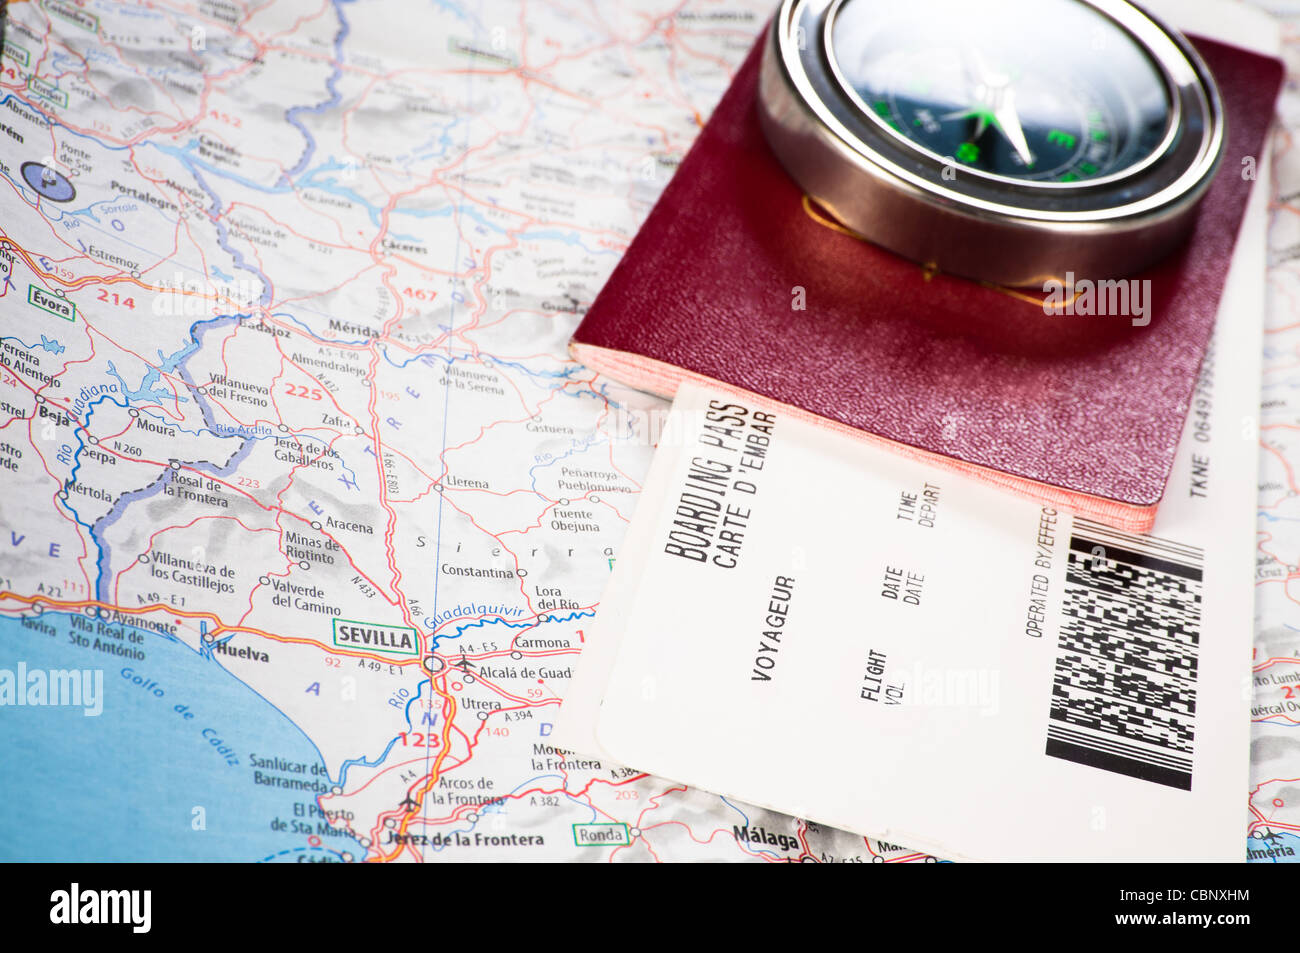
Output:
(0, 0), (1298, 863)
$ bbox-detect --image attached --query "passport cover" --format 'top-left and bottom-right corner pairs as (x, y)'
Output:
(569, 32), (1283, 532)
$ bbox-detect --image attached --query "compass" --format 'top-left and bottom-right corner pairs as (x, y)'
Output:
(757, 0), (1225, 286)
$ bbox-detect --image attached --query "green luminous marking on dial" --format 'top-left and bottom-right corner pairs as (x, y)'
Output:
(873, 100), (903, 132)
(1046, 129), (1077, 149)
(956, 141), (980, 163)
(949, 106), (1002, 136)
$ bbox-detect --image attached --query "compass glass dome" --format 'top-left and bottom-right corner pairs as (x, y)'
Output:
(827, 0), (1173, 182)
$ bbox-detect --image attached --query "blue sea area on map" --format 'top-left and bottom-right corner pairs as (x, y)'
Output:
(1247, 830), (1300, 863)
(0, 611), (362, 862)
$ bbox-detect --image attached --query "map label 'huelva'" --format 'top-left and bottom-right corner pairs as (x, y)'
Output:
(331, 619), (418, 657)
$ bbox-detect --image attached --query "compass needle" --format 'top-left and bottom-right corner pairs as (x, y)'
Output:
(993, 91), (1036, 166)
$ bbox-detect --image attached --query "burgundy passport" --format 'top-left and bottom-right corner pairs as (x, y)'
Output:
(569, 32), (1283, 531)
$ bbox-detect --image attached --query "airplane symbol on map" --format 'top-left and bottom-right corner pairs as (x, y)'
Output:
(456, 652), (476, 672)
(1258, 829), (1284, 846)
(399, 795), (419, 814)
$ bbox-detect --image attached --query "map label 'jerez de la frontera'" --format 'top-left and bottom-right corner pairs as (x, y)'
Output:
(331, 619), (418, 657)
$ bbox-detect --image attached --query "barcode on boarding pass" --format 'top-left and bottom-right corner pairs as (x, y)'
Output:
(1045, 518), (1204, 790)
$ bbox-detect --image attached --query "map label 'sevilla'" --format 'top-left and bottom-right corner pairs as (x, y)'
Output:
(331, 619), (419, 657)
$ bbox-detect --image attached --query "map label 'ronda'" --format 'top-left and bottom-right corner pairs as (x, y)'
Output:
(572, 822), (631, 847)
(331, 619), (418, 657)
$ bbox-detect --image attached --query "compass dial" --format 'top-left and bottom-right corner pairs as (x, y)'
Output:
(826, 0), (1173, 183)
(757, 0), (1224, 285)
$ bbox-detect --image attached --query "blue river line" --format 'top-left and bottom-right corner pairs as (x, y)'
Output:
(282, 0), (356, 182)
(429, 608), (593, 652)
